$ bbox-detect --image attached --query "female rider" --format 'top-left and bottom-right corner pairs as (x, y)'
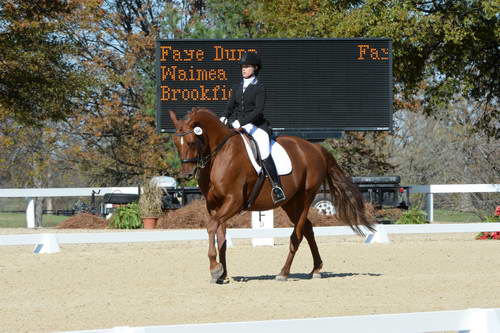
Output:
(220, 52), (286, 204)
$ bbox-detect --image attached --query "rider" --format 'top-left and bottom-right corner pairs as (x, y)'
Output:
(220, 52), (286, 204)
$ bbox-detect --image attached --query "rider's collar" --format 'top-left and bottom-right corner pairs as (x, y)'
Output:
(242, 76), (258, 85)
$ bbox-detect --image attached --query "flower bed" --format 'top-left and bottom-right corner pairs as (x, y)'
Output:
(475, 213), (500, 240)
(476, 231), (500, 240)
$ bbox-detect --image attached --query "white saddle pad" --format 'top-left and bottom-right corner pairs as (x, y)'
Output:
(239, 134), (292, 175)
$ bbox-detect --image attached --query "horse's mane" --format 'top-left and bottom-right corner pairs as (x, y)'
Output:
(184, 107), (218, 122)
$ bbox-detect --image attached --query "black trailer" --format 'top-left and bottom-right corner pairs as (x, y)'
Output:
(312, 176), (410, 217)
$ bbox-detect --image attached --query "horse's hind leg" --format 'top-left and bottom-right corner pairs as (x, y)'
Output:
(277, 192), (314, 281)
(216, 223), (228, 280)
(303, 218), (323, 278)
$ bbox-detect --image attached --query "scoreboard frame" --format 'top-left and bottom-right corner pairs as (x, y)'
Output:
(156, 38), (393, 140)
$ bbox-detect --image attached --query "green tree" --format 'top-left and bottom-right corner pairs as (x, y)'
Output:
(251, 0), (499, 138)
(0, 0), (93, 125)
(59, 0), (167, 184)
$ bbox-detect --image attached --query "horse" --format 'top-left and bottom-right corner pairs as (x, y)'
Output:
(169, 107), (374, 283)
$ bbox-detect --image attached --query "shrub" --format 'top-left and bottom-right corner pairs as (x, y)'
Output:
(109, 203), (141, 229)
(484, 215), (500, 222)
(395, 208), (428, 224)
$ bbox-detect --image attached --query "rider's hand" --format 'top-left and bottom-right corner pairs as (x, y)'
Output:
(219, 117), (227, 125)
(231, 120), (241, 129)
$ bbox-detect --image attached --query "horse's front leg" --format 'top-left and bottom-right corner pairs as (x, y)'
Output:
(206, 195), (240, 284)
(207, 217), (221, 279)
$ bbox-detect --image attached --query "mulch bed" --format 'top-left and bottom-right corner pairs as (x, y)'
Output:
(56, 200), (378, 229)
(156, 199), (374, 229)
(56, 213), (109, 229)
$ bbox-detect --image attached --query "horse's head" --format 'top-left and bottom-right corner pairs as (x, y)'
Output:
(169, 108), (226, 179)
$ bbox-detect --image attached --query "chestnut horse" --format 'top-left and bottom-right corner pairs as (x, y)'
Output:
(169, 107), (373, 283)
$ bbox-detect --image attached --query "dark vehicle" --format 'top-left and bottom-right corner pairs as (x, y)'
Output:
(102, 187), (202, 214)
(101, 176), (409, 223)
(312, 176), (410, 216)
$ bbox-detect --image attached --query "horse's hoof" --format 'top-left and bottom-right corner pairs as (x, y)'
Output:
(210, 264), (224, 283)
(275, 275), (288, 281)
(210, 277), (229, 284)
(312, 272), (322, 279)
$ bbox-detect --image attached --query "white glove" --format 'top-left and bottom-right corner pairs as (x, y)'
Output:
(219, 117), (227, 125)
(231, 120), (241, 129)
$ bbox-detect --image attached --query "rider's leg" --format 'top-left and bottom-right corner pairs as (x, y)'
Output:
(262, 154), (286, 203)
(245, 125), (286, 203)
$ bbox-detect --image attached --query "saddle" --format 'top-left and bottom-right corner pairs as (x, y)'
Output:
(240, 129), (267, 210)
(242, 130), (262, 165)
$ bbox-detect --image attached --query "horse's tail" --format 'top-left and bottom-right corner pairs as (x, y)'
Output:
(321, 147), (375, 236)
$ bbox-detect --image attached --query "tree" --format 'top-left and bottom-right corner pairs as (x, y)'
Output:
(0, 0), (93, 126)
(390, 97), (499, 217)
(322, 132), (395, 177)
(250, 0), (499, 138)
(52, 0), (176, 184)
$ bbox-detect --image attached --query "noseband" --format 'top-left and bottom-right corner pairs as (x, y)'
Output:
(175, 129), (239, 171)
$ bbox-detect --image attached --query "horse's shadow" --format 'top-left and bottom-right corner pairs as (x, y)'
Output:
(231, 272), (382, 282)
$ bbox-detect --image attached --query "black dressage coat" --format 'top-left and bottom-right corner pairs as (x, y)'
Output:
(225, 79), (271, 134)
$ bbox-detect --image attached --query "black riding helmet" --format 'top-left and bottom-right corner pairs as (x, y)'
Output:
(239, 52), (262, 73)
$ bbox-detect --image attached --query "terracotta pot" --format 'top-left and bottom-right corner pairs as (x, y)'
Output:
(142, 217), (158, 229)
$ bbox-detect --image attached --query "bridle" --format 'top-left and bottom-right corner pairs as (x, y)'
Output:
(175, 128), (239, 173)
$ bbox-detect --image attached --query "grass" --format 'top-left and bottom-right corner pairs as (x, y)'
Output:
(0, 213), (68, 228)
(433, 209), (482, 223)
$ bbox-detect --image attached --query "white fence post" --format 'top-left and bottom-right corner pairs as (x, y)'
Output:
(426, 193), (434, 222)
(26, 198), (35, 228)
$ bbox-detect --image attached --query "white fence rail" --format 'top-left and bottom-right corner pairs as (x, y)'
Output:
(60, 308), (500, 333)
(2, 223), (500, 253)
(0, 187), (138, 228)
(0, 187), (138, 198)
(1, 184), (499, 227)
(411, 184), (500, 222)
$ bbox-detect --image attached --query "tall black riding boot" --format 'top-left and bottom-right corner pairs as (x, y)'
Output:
(262, 155), (286, 204)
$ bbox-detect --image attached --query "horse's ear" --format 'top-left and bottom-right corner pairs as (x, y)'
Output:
(169, 110), (178, 126)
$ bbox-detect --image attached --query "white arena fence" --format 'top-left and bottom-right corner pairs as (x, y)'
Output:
(0, 187), (139, 228)
(411, 184), (500, 222)
(2, 223), (500, 253)
(2, 187), (499, 333)
(0, 183), (499, 226)
(60, 308), (500, 333)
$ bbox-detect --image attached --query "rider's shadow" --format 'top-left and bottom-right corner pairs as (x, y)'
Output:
(231, 272), (382, 282)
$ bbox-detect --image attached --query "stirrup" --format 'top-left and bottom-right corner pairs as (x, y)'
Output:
(271, 186), (286, 204)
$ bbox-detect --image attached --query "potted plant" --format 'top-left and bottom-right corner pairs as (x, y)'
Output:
(139, 178), (164, 229)
(109, 203), (141, 229)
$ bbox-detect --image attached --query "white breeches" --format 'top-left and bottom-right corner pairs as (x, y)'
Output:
(242, 123), (270, 159)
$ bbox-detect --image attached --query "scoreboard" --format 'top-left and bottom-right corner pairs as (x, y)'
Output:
(156, 39), (392, 139)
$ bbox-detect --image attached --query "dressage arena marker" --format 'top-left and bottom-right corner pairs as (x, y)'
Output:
(33, 233), (60, 254)
(59, 308), (500, 333)
(2, 223), (500, 253)
(364, 224), (390, 244)
(251, 209), (274, 246)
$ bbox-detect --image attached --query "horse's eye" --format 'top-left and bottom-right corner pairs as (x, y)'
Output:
(188, 142), (196, 147)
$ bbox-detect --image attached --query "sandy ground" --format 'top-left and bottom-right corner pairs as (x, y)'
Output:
(1, 230), (500, 332)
